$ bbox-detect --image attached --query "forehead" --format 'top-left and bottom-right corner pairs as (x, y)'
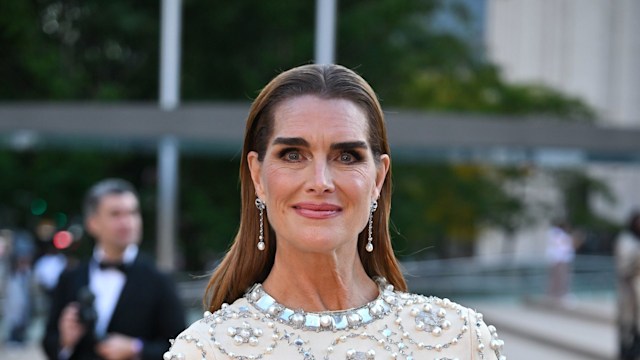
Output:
(271, 95), (369, 140)
(96, 192), (138, 211)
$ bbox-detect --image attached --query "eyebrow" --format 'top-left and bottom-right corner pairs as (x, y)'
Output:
(272, 137), (309, 147)
(272, 137), (368, 151)
(330, 141), (368, 151)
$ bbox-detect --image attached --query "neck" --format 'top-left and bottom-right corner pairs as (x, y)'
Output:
(262, 246), (378, 312)
(99, 243), (128, 262)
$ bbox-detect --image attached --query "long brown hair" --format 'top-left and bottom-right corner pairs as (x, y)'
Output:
(204, 64), (407, 312)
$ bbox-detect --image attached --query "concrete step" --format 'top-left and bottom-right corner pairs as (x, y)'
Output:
(470, 299), (616, 360)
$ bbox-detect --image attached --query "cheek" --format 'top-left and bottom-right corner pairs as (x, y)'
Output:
(339, 167), (377, 194)
(260, 165), (295, 201)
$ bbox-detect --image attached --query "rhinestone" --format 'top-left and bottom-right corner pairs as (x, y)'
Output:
(369, 304), (383, 316)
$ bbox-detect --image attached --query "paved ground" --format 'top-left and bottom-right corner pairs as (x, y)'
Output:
(469, 294), (617, 359)
(1, 294), (618, 360)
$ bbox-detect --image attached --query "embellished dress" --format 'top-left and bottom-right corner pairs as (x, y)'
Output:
(165, 279), (506, 360)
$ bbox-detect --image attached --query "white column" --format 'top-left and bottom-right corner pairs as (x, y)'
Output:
(315, 0), (337, 64)
(157, 0), (182, 271)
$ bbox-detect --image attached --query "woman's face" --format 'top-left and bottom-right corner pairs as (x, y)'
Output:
(248, 95), (389, 254)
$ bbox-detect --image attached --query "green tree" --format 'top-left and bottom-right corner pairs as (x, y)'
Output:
(0, 0), (603, 267)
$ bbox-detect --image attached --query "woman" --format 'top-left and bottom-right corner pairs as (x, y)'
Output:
(165, 64), (506, 360)
(616, 211), (640, 359)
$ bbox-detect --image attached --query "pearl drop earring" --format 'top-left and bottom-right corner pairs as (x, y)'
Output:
(255, 198), (266, 251)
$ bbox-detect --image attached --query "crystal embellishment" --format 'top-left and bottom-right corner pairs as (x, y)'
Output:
(246, 279), (393, 332)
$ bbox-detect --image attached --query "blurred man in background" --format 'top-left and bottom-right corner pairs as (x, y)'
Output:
(42, 178), (185, 360)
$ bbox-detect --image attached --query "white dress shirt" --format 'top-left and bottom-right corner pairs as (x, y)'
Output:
(89, 244), (138, 338)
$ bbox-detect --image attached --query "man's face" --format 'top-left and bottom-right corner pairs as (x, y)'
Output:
(87, 192), (142, 252)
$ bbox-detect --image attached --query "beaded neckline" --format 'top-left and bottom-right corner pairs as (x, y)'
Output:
(246, 277), (397, 332)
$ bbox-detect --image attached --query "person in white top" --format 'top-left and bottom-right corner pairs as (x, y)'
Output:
(545, 219), (577, 301)
(166, 64), (506, 360)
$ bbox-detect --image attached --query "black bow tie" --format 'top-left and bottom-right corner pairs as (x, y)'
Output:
(98, 261), (128, 273)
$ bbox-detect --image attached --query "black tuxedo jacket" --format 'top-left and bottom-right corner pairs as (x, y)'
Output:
(42, 253), (186, 360)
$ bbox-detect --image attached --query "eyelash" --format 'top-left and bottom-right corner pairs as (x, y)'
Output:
(277, 148), (363, 164)
(339, 151), (363, 163)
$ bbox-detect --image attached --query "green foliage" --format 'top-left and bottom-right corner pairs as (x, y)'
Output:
(179, 155), (241, 268)
(400, 65), (595, 119)
(554, 169), (617, 230)
(0, 0), (608, 268)
(0, 149), (156, 256)
(391, 162), (526, 258)
(0, 0), (159, 99)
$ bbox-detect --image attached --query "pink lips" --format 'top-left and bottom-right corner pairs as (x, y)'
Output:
(293, 202), (342, 219)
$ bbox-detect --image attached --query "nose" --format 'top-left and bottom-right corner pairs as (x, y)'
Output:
(307, 159), (335, 194)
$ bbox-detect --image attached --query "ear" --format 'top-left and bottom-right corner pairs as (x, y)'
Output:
(85, 214), (99, 238)
(247, 151), (266, 200)
(373, 154), (390, 199)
